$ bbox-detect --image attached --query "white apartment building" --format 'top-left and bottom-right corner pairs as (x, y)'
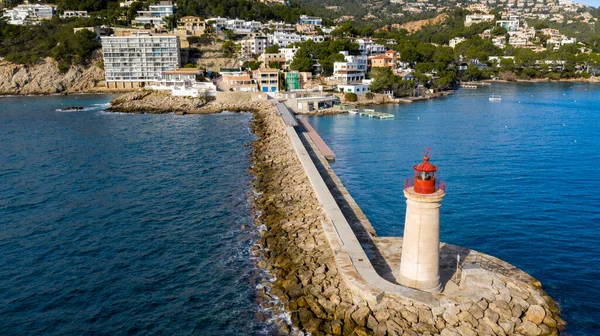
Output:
(150, 68), (216, 97)
(356, 38), (386, 55)
(338, 51), (368, 72)
(208, 17), (262, 33)
(60, 10), (89, 19)
(101, 34), (181, 89)
(134, 1), (174, 27)
(497, 20), (520, 31)
(280, 46), (300, 63)
(330, 51), (368, 84)
(464, 14), (496, 27)
(2, 3), (53, 25)
(265, 21), (296, 34)
(241, 35), (270, 56)
(268, 32), (324, 47)
(298, 15), (322, 27)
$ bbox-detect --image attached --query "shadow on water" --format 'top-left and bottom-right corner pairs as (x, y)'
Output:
(295, 124), (399, 284)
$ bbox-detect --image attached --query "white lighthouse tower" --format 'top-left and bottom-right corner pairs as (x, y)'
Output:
(397, 152), (445, 293)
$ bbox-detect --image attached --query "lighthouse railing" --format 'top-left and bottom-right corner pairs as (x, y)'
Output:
(404, 177), (446, 192)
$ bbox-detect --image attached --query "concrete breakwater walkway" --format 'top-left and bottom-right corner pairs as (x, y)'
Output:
(104, 91), (565, 335)
(251, 101), (564, 335)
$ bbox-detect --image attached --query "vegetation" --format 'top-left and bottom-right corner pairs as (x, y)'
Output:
(0, 17), (101, 71)
(343, 92), (357, 102)
(369, 67), (416, 97)
(290, 39), (360, 76)
(265, 45), (280, 53)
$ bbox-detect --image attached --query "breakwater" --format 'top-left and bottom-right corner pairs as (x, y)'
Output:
(102, 91), (565, 335)
(250, 102), (564, 335)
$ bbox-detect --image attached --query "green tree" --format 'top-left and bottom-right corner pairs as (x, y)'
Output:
(344, 92), (358, 102)
(265, 45), (280, 53)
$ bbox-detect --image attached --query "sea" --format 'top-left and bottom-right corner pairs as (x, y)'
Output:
(0, 83), (597, 335)
(306, 82), (600, 335)
(0, 95), (281, 335)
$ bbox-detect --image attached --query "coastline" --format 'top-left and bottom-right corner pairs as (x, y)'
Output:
(483, 77), (600, 84)
(9, 88), (565, 335)
(248, 100), (564, 335)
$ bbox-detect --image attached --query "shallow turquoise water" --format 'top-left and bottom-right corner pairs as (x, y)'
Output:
(0, 95), (276, 335)
(306, 83), (600, 335)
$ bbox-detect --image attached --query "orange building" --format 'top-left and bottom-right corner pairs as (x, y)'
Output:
(368, 50), (399, 69)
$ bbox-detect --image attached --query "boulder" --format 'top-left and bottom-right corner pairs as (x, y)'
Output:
(351, 306), (372, 327)
(524, 305), (546, 325)
(515, 320), (542, 336)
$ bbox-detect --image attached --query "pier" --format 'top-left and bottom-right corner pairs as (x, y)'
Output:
(297, 117), (336, 161)
(258, 99), (564, 335)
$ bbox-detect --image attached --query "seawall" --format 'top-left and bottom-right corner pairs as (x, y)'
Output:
(250, 102), (565, 335)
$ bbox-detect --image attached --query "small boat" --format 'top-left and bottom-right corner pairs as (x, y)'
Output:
(489, 94), (501, 102)
(348, 109), (360, 114)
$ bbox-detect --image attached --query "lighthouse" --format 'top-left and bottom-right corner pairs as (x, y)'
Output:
(397, 152), (445, 293)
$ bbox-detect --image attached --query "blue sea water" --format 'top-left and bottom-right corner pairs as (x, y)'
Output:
(0, 95), (279, 335)
(306, 83), (600, 335)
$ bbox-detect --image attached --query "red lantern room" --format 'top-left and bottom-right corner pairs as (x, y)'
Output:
(413, 155), (438, 194)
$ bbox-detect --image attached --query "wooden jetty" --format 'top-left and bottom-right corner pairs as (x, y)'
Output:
(297, 118), (336, 161)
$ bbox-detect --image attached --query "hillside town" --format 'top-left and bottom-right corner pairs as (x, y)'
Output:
(1, 0), (600, 102)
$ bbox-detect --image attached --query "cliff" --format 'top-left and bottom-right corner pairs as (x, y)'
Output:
(0, 57), (105, 95)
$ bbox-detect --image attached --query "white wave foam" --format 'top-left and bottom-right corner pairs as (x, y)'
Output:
(56, 103), (111, 112)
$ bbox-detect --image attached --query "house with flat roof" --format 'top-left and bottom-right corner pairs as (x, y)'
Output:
(60, 10), (89, 19)
(2, 3), (54, 25)
(176, 16), (205, 36)
(134, 1), (174, 27)
(292, 96), (340, 113)
(150, 68), (216, 97)
(338, 83), (370, 95)
(253, 68), (279, 93)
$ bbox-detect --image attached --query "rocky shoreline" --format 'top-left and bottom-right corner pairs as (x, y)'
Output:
(249, 104), (565, 335)
(0, 57), (109, 95)
(106, 91), (276, 114)
(37, 87), (566, 335)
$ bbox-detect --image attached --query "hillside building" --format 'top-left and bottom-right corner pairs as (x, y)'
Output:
(253, 68), (279, 93)
(134, 1), (174, 27)
(2, 3), (54, 25)
(101, 34), (181, 89)
(176, 16), (205, 36)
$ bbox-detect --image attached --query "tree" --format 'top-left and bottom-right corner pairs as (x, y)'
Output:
(290, 56), (314, 72)
(369, 67), (416, 97)
(344, 92), (358, 102)
(265, 45), (279, 53)
(221, 41), (236, 57)
(491, 26), (507, 36)
(463, 64), (482, 81)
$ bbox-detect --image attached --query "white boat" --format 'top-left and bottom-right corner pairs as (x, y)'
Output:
(461, 84), (477, 89)
(489, 94), (501, 102)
